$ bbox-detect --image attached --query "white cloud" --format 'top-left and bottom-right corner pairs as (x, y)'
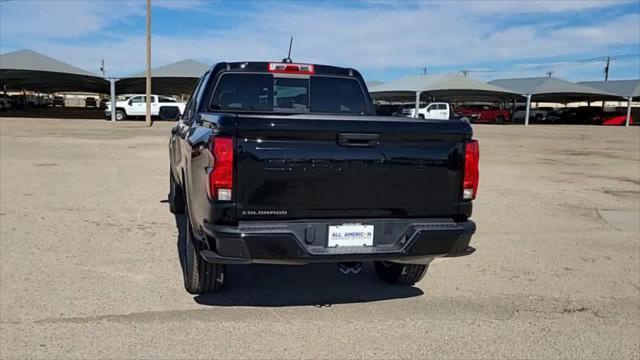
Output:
(152, 0), (205, 9)
(0, 0), (202, 39)
(0, 1), (143, 38)
(454, 0), (636, 14)
(1, 0), (638, 80)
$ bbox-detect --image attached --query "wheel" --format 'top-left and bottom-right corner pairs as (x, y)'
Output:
(418, 114), (425, 119)
(495, 115), (505, 124)
(374, 261), (429, 285)
(168, 169), (185, 214)
(534, 114), (543, 123)
(115, 110), (125, 121)
(181, 205), (225, 294)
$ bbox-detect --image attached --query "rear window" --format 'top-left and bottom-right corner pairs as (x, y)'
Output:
(210, 73), (368, 114)
(131, 96), (147, 103)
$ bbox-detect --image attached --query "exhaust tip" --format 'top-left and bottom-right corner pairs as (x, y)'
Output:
(338, 262), (363, 275)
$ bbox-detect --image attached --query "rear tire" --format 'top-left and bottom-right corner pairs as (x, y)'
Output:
(168, 170), (185, 214)
(182, 206), (225, 294)
(495, 115), (505, 124)
(115, 110), (125, 121)
(374, 261), (429, 285)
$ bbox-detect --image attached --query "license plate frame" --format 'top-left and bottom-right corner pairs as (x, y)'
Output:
(327, 224), (374, 247)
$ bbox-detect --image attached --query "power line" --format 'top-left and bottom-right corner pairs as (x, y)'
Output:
(517, 53), (634, 71)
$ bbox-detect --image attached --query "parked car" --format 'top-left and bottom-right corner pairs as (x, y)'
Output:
(399, 102), (451, 120)
(9, 95), (25, 109)
(166, 61), (478, 294)
(390, 106), (413, 117)
(374, 104), (404, 117)
(40, 95), (52, 107)
(455, 104), (510, 124)
(105, 94), (186, 121)
(602, 115), (633, 126)
(545, 108), (570, 123)
(25, 95), (37, 107)
(0, 95), (12, 111)
(511, 106), (554, 123)
(51, 96), (65, 107)
(36, 95), (49, 108)
(85, 97), (97, 108)
(549, 106), (603, 124)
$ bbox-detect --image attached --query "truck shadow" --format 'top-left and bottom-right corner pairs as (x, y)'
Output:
(174, 214), (424, 307)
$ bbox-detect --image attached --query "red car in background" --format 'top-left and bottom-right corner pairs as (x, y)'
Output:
(601, 115), (633, 126)
(455, 104), (511, 124)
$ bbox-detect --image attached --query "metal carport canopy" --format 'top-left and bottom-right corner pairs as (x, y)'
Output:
(0, 49), (109, 93)
(577, 79), (640, 127)
(369, 73), (523, 117)
(489, 77), (627, 126)
(116, 59), (209, 95)
(488, 77), (626, 103)
(369, 73), (523, 101)
(576, 79), (640, 97)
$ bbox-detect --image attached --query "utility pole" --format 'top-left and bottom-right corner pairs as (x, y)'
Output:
(604, 56), (610, 81)
(145, 0), (152, 127)
(460, 70), (469, 77)
(100, 59), (105, 78)
(421, 67), (427, 76)
(545, 70), (554, 77)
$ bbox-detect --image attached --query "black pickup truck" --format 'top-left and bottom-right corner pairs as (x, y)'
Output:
(166, 61), (478, 294)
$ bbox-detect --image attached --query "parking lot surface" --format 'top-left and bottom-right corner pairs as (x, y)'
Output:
(1, 118), (639, 359)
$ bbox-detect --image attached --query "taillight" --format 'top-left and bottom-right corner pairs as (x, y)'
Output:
(463, 140), (479, 200)
(268, 62), (314, 74)
(209, 136), (234, 201)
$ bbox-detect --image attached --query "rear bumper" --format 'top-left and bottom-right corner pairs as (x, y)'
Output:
(200, 218), (475, 265)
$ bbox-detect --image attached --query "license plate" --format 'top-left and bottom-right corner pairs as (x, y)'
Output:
(327, 224), (374, 247)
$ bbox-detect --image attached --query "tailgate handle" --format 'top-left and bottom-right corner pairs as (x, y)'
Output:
(337, 133), (381, 147)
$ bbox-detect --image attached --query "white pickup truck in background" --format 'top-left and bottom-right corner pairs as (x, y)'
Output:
(105, 94), (187, 121)
(400, 102), (451, 120)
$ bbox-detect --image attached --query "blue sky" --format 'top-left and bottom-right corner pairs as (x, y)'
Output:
(1, 0), (639, 82)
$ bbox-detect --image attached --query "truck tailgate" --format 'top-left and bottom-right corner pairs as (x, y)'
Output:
(235, 114), (471, 220)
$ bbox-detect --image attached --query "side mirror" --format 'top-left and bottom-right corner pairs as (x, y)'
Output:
(159, 106), (181, 121)
(186, 126), (213, 148)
